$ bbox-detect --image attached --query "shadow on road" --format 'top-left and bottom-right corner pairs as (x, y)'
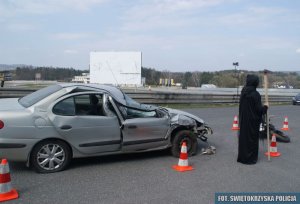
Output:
(69, 149), (170, 170)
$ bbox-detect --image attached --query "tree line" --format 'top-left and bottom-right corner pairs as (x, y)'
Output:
(142, 67), (300, 89)
(13, 66), (87, 81)
(4, 66), (300, 88)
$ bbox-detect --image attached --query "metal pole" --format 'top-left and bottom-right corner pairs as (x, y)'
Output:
(236, 66), (239, 101)
(233, 62), (239, 102)
(264, 70), (270, 161)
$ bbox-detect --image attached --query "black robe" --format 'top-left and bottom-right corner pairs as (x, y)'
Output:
(237, 75), (267, 164)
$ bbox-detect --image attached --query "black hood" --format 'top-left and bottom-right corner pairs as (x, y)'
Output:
(241, 74), (259, 97)
(245, 74), (259, 88)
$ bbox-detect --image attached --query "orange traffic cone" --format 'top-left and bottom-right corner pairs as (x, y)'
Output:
(0, 158), (19, 202)
(172, 142), (194, 172)
(265, 134), (281, 157)
(281, 116), (289, 131)
(231, 115), (240, 130)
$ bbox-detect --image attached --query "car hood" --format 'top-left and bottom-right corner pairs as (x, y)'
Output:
(126, 104), (205, 124)
(0, 98), (25, 111)
(166, 108), (204, 124)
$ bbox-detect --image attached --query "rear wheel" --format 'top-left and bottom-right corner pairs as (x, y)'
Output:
(171, 130), (198, 157)
(30, 140), (72, 173)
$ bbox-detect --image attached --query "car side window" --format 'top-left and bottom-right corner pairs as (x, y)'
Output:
(53, 94), (105, 116)
(74, 95), (90, 115)
(53, 97), (75, 116)
(74, 94), (104, 116)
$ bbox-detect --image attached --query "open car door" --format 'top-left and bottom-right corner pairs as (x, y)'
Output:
(120, 106), (170, 151)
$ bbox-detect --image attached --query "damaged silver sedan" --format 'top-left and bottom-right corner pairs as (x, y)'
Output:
(0, 84), (212, 173)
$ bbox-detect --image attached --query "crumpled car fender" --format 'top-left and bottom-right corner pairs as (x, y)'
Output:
(166, 108), (204, 124)
(170, 114), (197, 127)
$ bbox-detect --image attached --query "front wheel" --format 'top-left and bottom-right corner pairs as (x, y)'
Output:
(30, 140), (72, 173)
(171, 130), (198, 157)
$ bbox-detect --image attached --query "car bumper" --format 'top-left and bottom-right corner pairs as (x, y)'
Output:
(0, 138), (38, 161)
(293, 100), (300, 105)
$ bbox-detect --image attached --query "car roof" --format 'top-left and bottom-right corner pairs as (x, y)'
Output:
(58, 83), (127, 105)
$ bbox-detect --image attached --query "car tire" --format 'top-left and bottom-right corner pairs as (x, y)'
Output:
(171, 130), (198, 157)
(30, 140), (72, 173)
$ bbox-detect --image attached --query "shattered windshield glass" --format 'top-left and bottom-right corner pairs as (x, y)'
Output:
(124, 93), (140, 107)
(123, 93), (157, 111)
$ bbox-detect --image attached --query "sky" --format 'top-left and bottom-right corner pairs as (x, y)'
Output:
(0, 0), (300, 72)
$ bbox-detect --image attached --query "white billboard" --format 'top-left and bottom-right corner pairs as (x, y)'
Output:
(90, 51), (142, 86)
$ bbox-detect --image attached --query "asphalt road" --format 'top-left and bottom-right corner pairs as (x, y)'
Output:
(7, 105), (300, 204)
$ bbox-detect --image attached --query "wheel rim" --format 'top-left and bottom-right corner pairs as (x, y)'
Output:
(37, 144), (65, 171)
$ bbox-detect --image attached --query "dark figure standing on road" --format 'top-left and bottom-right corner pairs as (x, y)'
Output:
(237, 74), (268, 164)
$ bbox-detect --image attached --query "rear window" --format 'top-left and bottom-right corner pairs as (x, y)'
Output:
(19, 85), (62, 108)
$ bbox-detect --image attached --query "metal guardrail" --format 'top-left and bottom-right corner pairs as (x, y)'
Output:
(126, 92), (293, 104)
(0, 87), (296, 104)
(0, 88), (36, 99)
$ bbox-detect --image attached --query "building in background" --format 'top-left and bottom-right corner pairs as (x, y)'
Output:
(90, 51), (142, 86)
(273, 82), (293, 89)
(201, 84), (217, 88)
(71, 73), (90, 84)
(35, 73), (41, 81)
(159, 78), (175, 86)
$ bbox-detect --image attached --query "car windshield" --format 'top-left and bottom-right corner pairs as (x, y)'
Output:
(124, 93), (140, 107)
(123, 93), (157, 111)
(19, 84), (62, 108)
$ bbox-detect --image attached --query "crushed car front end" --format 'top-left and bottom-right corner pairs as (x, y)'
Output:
(165, 108), (213, 141)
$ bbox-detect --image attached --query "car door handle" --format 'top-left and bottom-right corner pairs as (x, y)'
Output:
(128, 125), (137, 129)
(60, 125), (72, 130)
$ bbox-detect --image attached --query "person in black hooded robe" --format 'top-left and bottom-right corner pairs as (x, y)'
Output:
(237, 74), (268, 164)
